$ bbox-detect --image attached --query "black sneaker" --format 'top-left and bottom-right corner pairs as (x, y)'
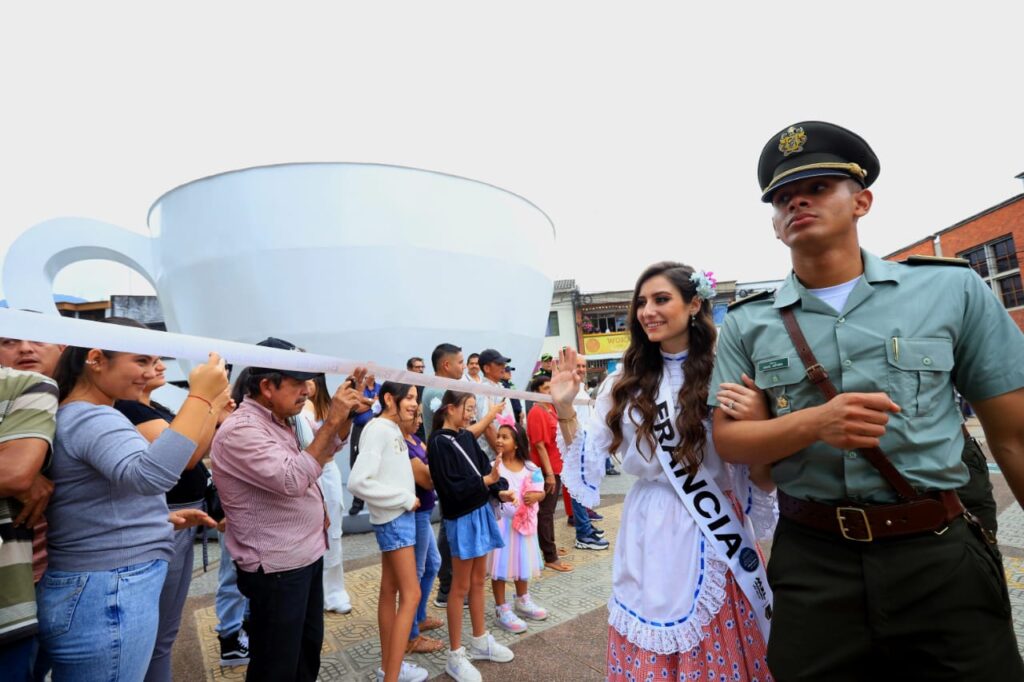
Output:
(218, 629), (250, 667)
(574, 534), (610, 551)
(433, 592), (469, 609)
(592, 527), (606, 539)
(348, 498), (364, 516)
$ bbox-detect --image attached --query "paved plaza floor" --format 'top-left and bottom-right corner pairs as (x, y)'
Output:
(172, 418), (1024, 680)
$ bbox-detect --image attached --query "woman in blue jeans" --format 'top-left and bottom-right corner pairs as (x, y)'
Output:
(403, 406), (444, 653)
(38, 321), (228, 682)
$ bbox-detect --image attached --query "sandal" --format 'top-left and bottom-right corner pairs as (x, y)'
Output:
(545, 560), (574, 573)
(418, 616), (444, 632)
(406, 634), (445, 654)
(557, 547), (569, 557)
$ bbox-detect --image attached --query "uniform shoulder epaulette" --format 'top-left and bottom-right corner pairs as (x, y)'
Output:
(728, 289), (774, 310)
(900, 255), (971, 268)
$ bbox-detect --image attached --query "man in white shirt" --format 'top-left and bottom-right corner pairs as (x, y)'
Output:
(475, 349), (514, 457)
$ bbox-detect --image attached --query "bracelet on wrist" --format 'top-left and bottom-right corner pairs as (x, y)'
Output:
(187, 394), (214, 413)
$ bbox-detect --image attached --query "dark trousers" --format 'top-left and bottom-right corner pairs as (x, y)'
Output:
(537, 474), (562, 563)
(236, 558), (324, 682)
(959, 436), (998, 536)
(766, 516), (1022, 682)
(436, 521), (452, 597)
(349, 423), (367, 508)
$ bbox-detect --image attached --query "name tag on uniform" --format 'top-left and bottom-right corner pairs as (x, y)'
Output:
(758, 357), (789, 372)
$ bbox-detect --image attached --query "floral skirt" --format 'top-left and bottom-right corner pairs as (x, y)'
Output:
(607, 571), (772, 682)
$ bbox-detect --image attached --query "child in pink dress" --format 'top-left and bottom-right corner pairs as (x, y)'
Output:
(488, 416), (549, 634)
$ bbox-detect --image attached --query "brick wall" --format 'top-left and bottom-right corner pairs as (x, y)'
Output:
(885, 195), (1024, 329)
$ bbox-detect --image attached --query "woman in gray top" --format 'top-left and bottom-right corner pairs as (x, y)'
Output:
(38, 321), (229, 682)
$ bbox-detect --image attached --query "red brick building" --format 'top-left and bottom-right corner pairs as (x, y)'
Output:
(885, 184), (1024, 330)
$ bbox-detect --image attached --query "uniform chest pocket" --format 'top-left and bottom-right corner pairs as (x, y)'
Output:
(753, 359), (806, 412)
(885, 337), (954, 417)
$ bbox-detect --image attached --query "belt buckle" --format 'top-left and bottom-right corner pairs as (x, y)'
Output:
(836, 506), (873, 542)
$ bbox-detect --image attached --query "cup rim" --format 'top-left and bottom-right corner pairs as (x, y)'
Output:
(146, 161), (554, 236)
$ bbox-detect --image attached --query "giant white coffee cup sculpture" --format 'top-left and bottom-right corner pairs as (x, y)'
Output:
(4, 163), (556, 526)
(3, 163), (557, 390)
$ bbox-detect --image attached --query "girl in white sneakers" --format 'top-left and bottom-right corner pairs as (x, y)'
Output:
(489, 415), (548, 634)
(427, 391), (516, 682)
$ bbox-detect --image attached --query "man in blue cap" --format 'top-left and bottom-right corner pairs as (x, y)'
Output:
(710, 121), (1024, 679)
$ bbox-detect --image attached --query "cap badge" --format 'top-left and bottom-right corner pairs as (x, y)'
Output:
(778, 126), (807, 156)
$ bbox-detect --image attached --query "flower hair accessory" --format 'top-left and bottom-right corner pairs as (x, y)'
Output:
(690, 270), (717, 300)
(430, 396), (443, 413)
(495, 414), (518, 432)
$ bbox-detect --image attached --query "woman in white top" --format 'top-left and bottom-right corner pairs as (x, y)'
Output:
(550, 262), (778, 682)
(347, 382), (427, 682)
(301, 375), (352, 614)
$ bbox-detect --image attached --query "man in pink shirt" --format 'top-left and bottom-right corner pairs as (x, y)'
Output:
(212, 338), (371, 682)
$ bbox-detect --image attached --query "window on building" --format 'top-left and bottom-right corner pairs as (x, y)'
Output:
(991, 237), (1019, 273)
(959, 235), (1023, 309)
(585, 314), (627, 333)
(999, 274), (1024, 309)
(961, 247), (989, 278)
(546, 311), (560, 337)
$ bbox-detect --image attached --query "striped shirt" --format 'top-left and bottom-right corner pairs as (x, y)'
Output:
(0, 368), (58, 644)
(211, 399), (329, 573)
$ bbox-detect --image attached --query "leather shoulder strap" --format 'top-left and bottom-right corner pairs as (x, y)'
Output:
(778, 305), (919, 500)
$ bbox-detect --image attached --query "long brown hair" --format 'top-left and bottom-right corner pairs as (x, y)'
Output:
(308, 374), (331, 422)
(606, 262), (717, 472)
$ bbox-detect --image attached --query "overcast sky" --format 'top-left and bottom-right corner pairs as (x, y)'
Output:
(2, 2), (1022, 303)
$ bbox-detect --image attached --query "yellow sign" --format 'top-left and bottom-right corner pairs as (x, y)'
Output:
(582, 332), (630, 355)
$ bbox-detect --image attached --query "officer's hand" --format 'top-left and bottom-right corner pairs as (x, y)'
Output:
(815, 393), (901, 450)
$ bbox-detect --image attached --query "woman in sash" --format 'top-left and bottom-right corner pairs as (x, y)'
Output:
(550, 261), (777, 682)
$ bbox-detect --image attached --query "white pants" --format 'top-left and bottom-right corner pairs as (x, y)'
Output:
(320, 461), (351, 610)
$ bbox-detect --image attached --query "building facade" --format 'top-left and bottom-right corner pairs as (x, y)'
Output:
(885, 189), (1024, 329)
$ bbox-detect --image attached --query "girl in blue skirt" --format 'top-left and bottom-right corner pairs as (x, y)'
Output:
(427, 390), (516, 682)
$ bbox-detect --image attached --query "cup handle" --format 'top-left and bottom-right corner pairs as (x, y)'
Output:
(2, 217), (157, 314)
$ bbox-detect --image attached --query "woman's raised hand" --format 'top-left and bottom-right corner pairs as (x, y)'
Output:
(549, 346), (582, 415)
(188, 353), (230, 404)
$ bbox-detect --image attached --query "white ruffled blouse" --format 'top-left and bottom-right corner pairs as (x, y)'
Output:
(560, 350), (777, 655)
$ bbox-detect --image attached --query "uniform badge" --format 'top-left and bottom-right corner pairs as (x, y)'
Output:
(778, 126), (806, 156)
(776, 395), (789, 410)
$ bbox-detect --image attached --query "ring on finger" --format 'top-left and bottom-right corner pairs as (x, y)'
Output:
(728, 400), (736, 410)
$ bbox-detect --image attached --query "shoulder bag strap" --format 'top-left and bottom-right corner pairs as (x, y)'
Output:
(778, 305), (919, 500)
(444, 434), (484, 478)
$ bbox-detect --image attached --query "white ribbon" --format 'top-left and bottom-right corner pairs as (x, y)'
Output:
(647, 371), (773, 641)
(0, 308), (589, 405)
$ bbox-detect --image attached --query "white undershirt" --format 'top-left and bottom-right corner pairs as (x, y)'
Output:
(808, 275), (861, 314)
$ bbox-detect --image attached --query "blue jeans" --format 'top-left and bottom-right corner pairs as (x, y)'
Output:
(215, 530), (249, 636)
(571, 497), (595, 540)
(37, 558), (168, 682)
(409, 510), (441, 639)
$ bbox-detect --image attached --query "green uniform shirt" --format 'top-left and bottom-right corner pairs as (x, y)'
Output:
(710, 250), (1024, 504)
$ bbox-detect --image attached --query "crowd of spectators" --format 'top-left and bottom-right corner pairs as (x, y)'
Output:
(0, 327), (602, 682)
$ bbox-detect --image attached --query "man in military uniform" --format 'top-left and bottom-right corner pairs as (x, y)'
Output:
(710, 121), (1024, 680)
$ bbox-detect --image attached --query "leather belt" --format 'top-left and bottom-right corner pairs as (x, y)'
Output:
(778, 489), (965, 542)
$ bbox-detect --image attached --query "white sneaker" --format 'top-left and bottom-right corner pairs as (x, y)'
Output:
(376, 660), (429, 682)
(445, 646), (482, 682)
(513, 593), (548, 621)
(467, 630), (514, 663)
(494, 603), (528, 633)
